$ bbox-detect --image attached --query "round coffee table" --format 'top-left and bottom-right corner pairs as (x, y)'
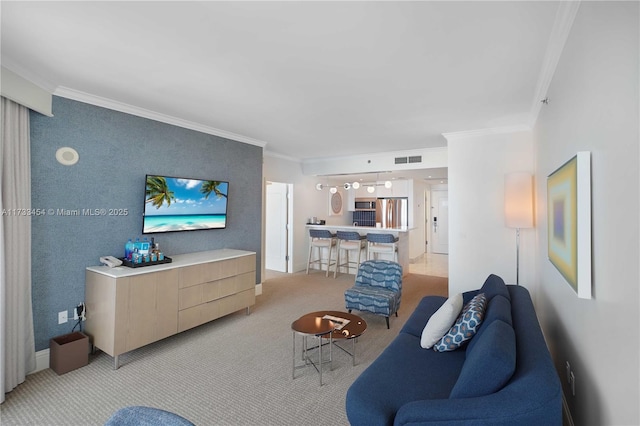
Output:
(310, 310), (367, 366)
(292, 311), (367, 385)
(291, 314), (335, 385)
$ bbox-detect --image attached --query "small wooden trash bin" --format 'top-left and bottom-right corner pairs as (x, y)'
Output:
(50, 332), (89, 375)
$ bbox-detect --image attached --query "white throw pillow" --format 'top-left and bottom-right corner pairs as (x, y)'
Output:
(420, 293), (464, 349)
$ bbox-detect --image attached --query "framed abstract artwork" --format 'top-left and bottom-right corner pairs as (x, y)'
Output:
(547, 151), (592, 299)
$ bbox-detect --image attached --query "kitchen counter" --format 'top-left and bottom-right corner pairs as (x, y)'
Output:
(306, 224), (410, 275)
(305, 224), (412, 233)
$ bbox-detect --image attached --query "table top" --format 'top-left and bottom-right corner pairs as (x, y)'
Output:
(86, 249), (255, 278)
(291, 310), (367, 340)
(291, 314), (335, 337)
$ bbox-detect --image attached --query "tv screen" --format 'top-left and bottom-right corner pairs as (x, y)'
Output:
(142, 174), (229, 234)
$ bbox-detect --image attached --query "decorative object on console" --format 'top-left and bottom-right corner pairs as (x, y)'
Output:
(547, 152), (592, 299)
(504, 172), (534, 285)
(143, 174), (229, 234)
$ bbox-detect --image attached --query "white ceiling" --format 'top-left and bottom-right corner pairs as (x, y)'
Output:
(1, 1), (560, 178)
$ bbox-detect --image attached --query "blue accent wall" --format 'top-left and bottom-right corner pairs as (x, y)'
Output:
(30, 96), (263, 351)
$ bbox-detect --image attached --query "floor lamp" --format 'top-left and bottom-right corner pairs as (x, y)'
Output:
(504, 173), (534, 285)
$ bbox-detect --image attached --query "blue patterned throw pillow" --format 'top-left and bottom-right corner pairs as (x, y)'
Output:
(434, 293), (487, 352)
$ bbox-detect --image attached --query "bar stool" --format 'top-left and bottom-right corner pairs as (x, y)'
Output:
(306, 229), (337, 277)
(334, 231), (366, 278)
(366, 233), (399, 262)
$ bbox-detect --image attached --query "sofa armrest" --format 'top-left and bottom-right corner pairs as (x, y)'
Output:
(394, 393), (561, 426)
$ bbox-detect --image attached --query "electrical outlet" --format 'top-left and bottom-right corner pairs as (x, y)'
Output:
(58, 310), (68, 324)
(73, 308), (79, 320)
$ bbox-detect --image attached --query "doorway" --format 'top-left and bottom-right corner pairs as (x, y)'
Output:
(431, 190), (449, 254)
(265, 181), (292, 273)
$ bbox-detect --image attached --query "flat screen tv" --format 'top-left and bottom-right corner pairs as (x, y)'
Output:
(142, 174), (229, 234)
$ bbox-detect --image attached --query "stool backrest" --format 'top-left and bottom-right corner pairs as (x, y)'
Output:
(366, 233), (398, 243)
(309, 229), (334, 239)
(336, 231), (363, 241)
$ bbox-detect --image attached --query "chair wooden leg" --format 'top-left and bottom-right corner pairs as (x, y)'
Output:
(385, 317), (390, 329)
(348, 309), (352, 314)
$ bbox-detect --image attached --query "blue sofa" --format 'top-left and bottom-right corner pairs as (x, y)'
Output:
(346, 275), (562, 426)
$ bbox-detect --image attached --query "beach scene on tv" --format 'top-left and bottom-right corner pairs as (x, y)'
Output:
(143, 175), (228, 233)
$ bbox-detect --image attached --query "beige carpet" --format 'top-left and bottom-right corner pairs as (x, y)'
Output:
(1, 272), (447, 426)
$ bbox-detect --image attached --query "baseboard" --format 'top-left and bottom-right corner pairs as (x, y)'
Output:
(30, 349), (50, 374)
(255, 283), (263, 296)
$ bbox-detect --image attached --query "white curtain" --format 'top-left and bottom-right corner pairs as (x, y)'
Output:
(1, 96), (36, 403)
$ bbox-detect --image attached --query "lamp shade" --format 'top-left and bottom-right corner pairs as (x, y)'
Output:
(504, 172), (534, 229)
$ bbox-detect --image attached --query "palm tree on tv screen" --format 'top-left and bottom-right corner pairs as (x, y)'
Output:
(200, 181), (227, 199)
(146, 176), (176, 208)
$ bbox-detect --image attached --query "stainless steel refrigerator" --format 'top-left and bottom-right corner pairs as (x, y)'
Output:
(376, 197), (408, 229)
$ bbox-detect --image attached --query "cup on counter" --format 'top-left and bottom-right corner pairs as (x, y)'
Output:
(376, 222), (382, 228)
(312, 216), (318, 224)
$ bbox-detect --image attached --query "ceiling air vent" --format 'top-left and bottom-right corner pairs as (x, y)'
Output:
(394, 156), (408, 164)
(408, 155), (422, 164)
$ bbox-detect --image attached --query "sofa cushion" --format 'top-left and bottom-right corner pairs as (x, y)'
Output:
(434, 293), (487, 352)
(420, 293), (463, 349)
(466, 294), (512, 356)
(346, 332), (466, 426)
(449, 320), (516, 399)
(400, 296), (447, 338)
(480, 274), (510, 301)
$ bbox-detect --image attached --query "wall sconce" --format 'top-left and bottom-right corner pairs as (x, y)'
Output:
(504, 172), (534, 285)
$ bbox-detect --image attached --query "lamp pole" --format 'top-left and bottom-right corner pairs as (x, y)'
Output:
(515, 228), (521, 286)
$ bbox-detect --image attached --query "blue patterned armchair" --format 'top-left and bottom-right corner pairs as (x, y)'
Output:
(345, 260), (402, 329)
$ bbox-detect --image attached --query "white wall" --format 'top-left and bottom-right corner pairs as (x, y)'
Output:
(410, 179), (429, 260)
(533, 2), (639, 424)
(447, 130), (535, 294)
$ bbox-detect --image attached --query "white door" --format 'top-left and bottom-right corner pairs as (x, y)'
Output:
(431, 190), (449, 254)
(265, 182), (288, 272)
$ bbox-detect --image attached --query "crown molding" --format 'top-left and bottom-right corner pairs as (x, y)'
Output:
(1, 59), (57, 93)
(442, 124), (531, 142)
(263, 150), (301, 163)
(53, 86), (268, 148)
(529, 1), (581, 128)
